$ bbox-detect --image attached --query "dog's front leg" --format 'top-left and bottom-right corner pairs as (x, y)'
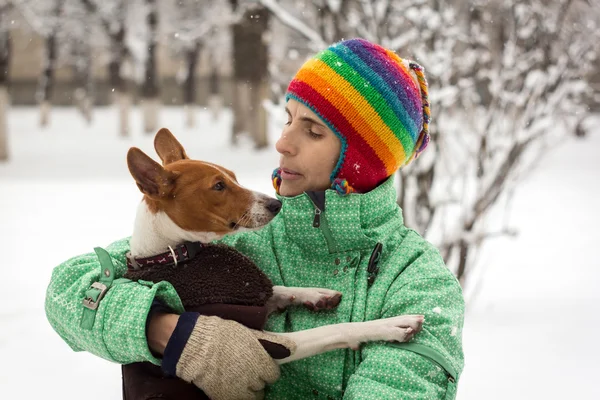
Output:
(266, 286), (342, 315)
(272, 314), (425, 364)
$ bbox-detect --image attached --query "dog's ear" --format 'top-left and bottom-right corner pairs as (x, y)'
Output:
(127, 147), (178, 198)
(154, 128), (189, 165)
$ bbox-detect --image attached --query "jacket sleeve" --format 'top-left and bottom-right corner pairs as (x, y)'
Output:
(44, 238), (185, 365)
(343, 251), (465, 399)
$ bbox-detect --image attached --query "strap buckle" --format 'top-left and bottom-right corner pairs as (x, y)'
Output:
(82, 282), (108, 310)
(182, 241), (202, 260)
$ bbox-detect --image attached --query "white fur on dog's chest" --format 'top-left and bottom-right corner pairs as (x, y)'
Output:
(130, 201), (221, 257)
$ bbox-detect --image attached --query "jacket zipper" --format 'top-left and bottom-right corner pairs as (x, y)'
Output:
(319, 213), (337, 253)
(306, 194), (337, 253)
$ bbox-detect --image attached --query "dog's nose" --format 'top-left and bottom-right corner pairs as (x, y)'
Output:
(266, 199), (282, 215)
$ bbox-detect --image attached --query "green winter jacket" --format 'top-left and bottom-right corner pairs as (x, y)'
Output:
(45, 178), (464, 399)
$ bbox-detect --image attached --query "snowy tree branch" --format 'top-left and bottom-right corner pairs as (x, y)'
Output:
(259, 0), (326, 49)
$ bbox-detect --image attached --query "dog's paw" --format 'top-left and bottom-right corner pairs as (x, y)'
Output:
(268, 286), (342, 313)
(371, 315), (425, 343)
(296, 288), (342, 311)
(303, 293), (342, 311)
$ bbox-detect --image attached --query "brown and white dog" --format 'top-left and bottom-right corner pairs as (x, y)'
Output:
(126, 128), (423, 364)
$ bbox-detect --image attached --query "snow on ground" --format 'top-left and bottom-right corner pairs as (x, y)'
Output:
(458, 114), (600, 399)
(0, 107), (598, 399)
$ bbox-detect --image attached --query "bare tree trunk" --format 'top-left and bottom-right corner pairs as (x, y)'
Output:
(73, 41), (93, 124)
(0, 85), (8, 161)
(116, 92), (131, 136)
(0, 8), (10, 162)
(183, 41), (201, 128)
(109, 24), (131, 137)
(456, 240), (469, 286)
(143, 98), (159, 133)
(117, 91), (131, 137)
(230, 80), (268, 147)
(250, 80), (268, 148)
(231, 6), (270, 149)
(81, 0), (130, 136)
(208, 65), (222, 122)
(82, 76), (93, 123)
(38, 0), (63, 128)
(185, 104), (195, 128)
(81, 34), (93, 124)
(38, 34), (57, 127)
(574, 118), (587, 138)
(230, 80), (246, 146)
(70, 3), (93, 124)
(142, 0), (159, 134)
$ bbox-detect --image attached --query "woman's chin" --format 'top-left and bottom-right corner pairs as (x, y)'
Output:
(279, 181), (304, 197)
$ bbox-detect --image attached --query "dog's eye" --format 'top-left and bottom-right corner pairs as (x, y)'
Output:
(213, 181), (226, 191)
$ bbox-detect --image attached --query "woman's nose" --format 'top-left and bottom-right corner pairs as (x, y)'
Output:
(275, 130), (297, 156)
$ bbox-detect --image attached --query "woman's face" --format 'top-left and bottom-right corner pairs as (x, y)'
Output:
(275, 99), (341, 197)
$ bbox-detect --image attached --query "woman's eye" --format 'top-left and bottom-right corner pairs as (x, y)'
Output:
(213, 182), (225, 191)
(285, 119), (291, 126)
(308, 130), (322, 139)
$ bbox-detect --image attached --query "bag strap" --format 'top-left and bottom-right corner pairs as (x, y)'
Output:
(80, 247), (125, 330)
(391, 342), (457, 383)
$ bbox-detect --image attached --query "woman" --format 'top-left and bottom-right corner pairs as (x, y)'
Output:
(46, 38), (464, 399)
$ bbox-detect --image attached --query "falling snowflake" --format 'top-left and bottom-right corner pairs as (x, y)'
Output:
(450, 326), (458, 336)
(433, 307), (441, 314)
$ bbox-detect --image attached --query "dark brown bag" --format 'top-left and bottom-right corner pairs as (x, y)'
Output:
(122, 362), (208, 400)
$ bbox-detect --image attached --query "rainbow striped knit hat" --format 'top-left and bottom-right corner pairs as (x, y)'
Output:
(273, 38), (430, 195)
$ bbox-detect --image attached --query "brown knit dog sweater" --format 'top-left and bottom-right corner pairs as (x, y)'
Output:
(121, 243), (277, 400)
(124, 243), (274, 310)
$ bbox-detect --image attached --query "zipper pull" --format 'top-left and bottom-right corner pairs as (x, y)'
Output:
(306, 192), (325, 228)
(367, 243), (383, 287)
(313, 208), (321, 228)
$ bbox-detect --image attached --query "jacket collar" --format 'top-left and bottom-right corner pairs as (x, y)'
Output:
(276, 178), (404, 255)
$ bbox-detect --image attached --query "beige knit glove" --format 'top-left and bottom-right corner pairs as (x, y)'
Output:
(162, 313), (296, 400)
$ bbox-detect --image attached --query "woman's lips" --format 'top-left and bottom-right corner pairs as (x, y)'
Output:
(280, 168), (302, 180)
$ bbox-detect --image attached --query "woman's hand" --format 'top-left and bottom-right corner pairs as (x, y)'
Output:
(147, 312), (179, 355)
(156, 312), (296, 400)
